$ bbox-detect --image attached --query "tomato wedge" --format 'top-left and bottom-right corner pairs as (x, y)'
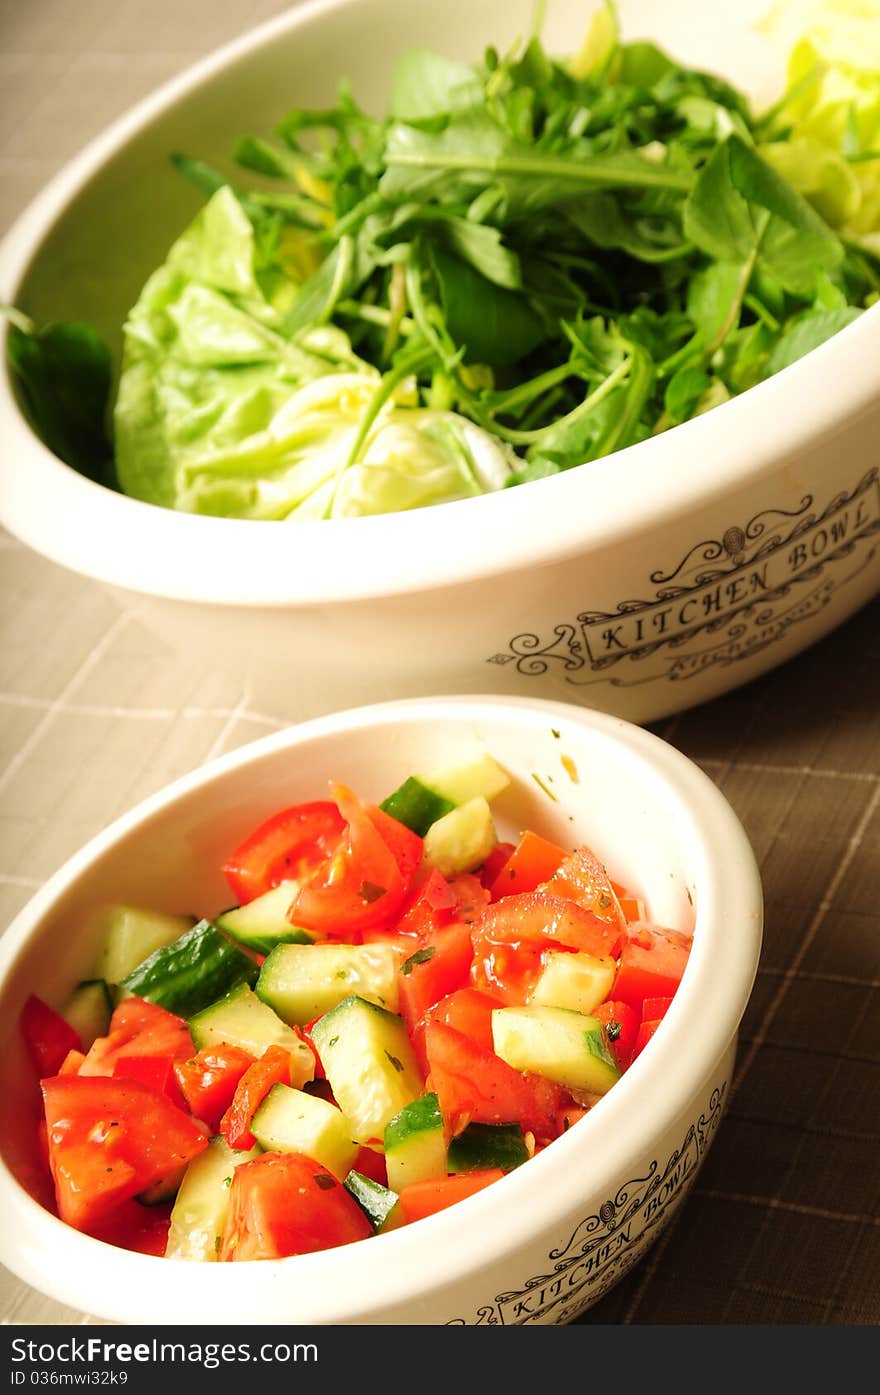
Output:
(592, 1000), (640, 1072)
(397, 922), (475, 1033)
(220, 1045), (293, 1151)
(20, 996), (82, 1079)
(291, 785), (419, 938)
(398, 1169), (505, 1223)
(489, 831), (569, 900)
(41, 1075), (208, 1233)
(541, 846), (626, 955)
(174, 1045), (256, 1132)
(79, 998), (193, 1078)
(222, 800), (346, 905)
(470, 891), (621, 1004)
(219, 1152), (372, 1260)
(424, 1019), (564, 1141)
(612, 923), (692, 1012)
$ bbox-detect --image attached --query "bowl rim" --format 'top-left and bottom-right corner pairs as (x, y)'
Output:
(1, 0), (880, 608)
(0, 695), (763, 1324)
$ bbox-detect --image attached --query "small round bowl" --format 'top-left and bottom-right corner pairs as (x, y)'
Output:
(0, 695), (762, 1325)
(1, 0), (878, 726)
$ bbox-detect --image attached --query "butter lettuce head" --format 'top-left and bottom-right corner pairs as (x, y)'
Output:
(758, 1), (880, 249)
(114, 187), (520, 517)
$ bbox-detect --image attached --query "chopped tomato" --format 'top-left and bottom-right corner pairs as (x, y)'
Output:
(352, 1145), (388, 1187)
(41, 1075), (208, 1233)
(470, 891), (621, 1004)
(632, 1018), (662, 1061)
(112, 1054), (189, 1112)
(222, 800), (346, 905)
(489, 831), (569, 900)
(592, 1000), (639, 1071)
(79, 998), (193, 1078)
(397, 922), (475, 1033)
(479, 841), (516, 892)
(20, 996), (82, 1078)
(220, 1046), (292, 1151)
(366, 805), (424, 887)
(612, 923), (692, 1012)
(393, 868), (457, 939)
(291, 785), (418, 938)
(642, 996), (674, 1022)
(398, 1169), (505, 1224)
(219, 1152), (372, 1260)
(424, 1020), (564, 1141)
(58, 1049), (85, 1077)
(173, 1045), (256, 1132)
(90, 1198), (173, 1257)
(426, 987), (501, 1054)
(446, 873), (491, 924)
(541, 846), (626, 955)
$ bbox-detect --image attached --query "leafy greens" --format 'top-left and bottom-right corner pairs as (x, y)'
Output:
(6, 1), (880, 518)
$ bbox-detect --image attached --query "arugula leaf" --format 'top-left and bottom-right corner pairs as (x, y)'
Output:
(390, 49), (484, 120)
(5, 314), (114, 484)
(430, 247), (546, 365)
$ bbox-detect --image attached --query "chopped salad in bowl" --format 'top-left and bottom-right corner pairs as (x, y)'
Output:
(0, 697), (761, 1324)
(19, 752), (691, 1262)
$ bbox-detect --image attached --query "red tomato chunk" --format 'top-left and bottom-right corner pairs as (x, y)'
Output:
(219, 1152), (372, 1260)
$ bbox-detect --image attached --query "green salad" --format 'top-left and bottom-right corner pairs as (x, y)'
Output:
(7, 0), (880, 520)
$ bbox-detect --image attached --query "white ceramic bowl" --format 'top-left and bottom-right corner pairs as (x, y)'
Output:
(0, 695), (762, 1326)
(3, 0), (877, 726)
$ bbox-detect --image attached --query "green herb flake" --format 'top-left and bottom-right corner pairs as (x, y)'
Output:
(531, 774), (559, 802)
(606, 1020), (622, 1042)
(313, 1173), (337, 1191)
(385, 1051), (405, 1073)
(401, 945), (437, 976)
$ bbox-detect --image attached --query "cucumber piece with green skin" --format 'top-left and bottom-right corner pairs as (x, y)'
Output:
(344, 1170), (402, 1232)
(216, 882), (314, 956)
(188, 984), (314, 1085)
(251, 1083), (358, 1180)
(165, 1136), (261, 1261)
(256, 941), (399, 1025)
(423, 796), (498, 877)
(422, 753), (510, 806)
(120, 919), (258, 1018)
(379, 777), (455, 836)
(96, 906), (196, 985)
(310, 995), (423, 1144)
(384, 1093), (447, 1192)
(61, 979), (113, 1051)
(492, 1005), (621, 1095)
(528, 951), (617, 1018)
(447, 1122), (529, 1174)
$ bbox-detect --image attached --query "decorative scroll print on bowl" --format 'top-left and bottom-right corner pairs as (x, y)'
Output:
(492, 469), (880, 693)
(450, 1082), (728, 1326)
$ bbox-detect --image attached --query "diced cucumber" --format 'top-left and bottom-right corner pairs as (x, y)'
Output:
(251, 1083), (358, 1180)
(529, 951), (617, 1017)
(423, 796), (497, 876)
(379, 777), (455, 836)
(384, 1093), (447, 1192)
(96, 906), (195, 985)
(422, 753), (510, 806)
(189, 983), (314, 1086)
(310, 996), (423, 1144)
(165, 1136), (260, 1262)
(492, 1005), (621, 1095)
(120, 919), (258, 1018)
(256, 942), (399, 1025)
(61, 980), (113, 1051)
(216, 882), (314, 956)
(344, 1171), (402, 1233)
(447, 1122), (529, 1174)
